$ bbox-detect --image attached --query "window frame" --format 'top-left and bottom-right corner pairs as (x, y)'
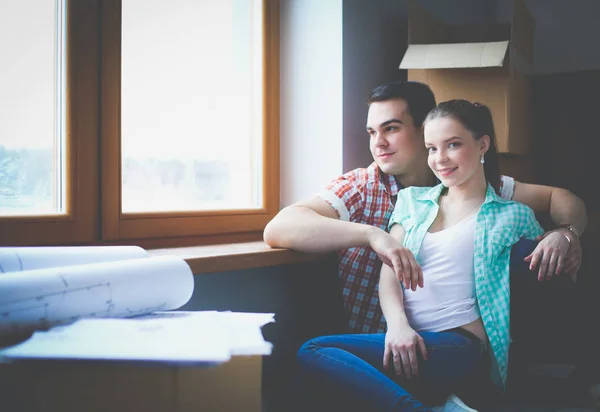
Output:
(0, 0), (280, 247)
(0, 0), (100, 246)
(100, 0), (280, 242)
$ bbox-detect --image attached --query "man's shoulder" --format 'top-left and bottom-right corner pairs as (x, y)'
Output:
(332, 163), (381, 186)
(499, 175), (516, 200)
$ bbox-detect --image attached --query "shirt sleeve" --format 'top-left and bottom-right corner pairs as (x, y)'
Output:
(520, 205), (545, 240)
(316, 175), (364, 222)
(499, 175), (515, 200)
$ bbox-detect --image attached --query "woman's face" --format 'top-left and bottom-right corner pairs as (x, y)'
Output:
(423, 116), (486, 188)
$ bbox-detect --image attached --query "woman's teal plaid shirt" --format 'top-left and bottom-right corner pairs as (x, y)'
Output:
(390, 183), (544, 388)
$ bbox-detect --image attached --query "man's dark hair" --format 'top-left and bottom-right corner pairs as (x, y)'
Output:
(367, 81), (437, 128)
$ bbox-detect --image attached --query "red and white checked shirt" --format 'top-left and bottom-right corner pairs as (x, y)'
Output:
(317, 162), (515, 334)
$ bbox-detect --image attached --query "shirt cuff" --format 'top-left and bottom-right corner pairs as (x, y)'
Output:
(500, 175), (515, 200)
(316, 191), (350, 221)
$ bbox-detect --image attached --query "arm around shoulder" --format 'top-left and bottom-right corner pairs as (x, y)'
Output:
(513, 181), (586, 280)
(512, 181), (587, 236)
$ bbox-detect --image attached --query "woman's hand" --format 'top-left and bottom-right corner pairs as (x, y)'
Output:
(383, 323), (427, 379)
(368, 228), (423, 291)
(524, 230), (573, 281)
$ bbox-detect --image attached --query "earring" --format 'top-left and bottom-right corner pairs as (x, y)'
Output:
(480, 155), (485, 164)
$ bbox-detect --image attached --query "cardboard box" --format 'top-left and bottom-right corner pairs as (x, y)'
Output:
(400, 0), (535, 155)
(0, 355), (262, 412)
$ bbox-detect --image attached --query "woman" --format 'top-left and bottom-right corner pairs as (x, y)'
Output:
(296, 100), (570, 411)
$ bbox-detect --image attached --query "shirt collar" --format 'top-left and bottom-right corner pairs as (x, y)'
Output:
(369, 162), (402, 196)
(414, 182), (508, 204)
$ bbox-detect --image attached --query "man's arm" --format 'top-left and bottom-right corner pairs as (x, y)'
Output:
(512, 181), (587, 278)
(263, 196), (378, 253)
(512, 181), (587, 236)
(263, 196), (421, 283)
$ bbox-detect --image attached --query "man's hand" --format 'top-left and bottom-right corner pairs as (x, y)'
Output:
(368, 229), (423, 291)
(524, 229), (579, 281)
(383, 323), (427, 379)
(562, 234), (582, 281)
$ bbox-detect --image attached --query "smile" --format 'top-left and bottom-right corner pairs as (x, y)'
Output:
(437, 167), (457, 176)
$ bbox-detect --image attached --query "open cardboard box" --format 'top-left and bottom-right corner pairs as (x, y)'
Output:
(400, 0), (536, 155)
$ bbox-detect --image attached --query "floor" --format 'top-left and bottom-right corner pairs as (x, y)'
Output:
(490, 364), (598, 412)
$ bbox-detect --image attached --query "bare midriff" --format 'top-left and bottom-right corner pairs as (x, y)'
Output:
(459, 317), (489, 348)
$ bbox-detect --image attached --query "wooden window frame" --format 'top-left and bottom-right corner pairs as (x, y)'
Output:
(0, 0), (279, 247)
(0, 0), (100, 246)
(100, 0), (280, 243)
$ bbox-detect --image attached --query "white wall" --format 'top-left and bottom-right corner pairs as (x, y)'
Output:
(279, 0), (409, 207)
(279, 0), (343, 207)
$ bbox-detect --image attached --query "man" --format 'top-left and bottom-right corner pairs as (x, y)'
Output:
(265, 81), (600, 407)
(264, 80), (586, 334)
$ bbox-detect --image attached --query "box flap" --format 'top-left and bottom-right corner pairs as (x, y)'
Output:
(399, 41), (509, 69)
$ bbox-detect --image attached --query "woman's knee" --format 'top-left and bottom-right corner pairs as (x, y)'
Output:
(297, 335), (338, 361)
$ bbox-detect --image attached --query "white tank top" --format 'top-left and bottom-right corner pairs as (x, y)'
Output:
(403, 214), (481, 332)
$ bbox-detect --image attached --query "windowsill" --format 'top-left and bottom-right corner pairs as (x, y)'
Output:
(148, 241), (333, 274)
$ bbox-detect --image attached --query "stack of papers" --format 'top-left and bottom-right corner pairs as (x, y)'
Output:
(1, 311), (274, 365)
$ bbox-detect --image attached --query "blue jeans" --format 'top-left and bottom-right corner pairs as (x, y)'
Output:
(297, 330), (490, 411)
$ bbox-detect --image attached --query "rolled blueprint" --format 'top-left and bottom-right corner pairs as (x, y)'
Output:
(0, 246), (149, 274)
(0, 255), (194, 335)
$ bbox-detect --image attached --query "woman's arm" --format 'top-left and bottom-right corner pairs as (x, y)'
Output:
(379, 224), (426, 378)
(379, 221), (413, 325)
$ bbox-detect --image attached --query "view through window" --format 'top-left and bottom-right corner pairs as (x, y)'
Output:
(0, 0), (66, 216)
(121, 0), (264, 213)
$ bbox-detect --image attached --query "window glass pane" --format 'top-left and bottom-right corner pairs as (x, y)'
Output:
(121, 0), (263, 213)
(0, 0), (66, 216)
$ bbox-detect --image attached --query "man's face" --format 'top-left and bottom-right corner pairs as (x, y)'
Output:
(366, 99), (427, 176)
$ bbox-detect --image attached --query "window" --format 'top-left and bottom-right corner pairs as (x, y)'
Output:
(0, 1), (65, 216)
(0, 0), (280, 247)
(0, 0), (99, 246)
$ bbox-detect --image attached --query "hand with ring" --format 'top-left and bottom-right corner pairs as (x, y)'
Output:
(383, 322), (427, 379)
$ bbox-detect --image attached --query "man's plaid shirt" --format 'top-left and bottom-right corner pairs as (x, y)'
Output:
(317, 162), (516, 334)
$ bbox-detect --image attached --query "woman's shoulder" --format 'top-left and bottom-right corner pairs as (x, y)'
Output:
(486, 197), (537, 225)
(398, 184), (441, 202)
